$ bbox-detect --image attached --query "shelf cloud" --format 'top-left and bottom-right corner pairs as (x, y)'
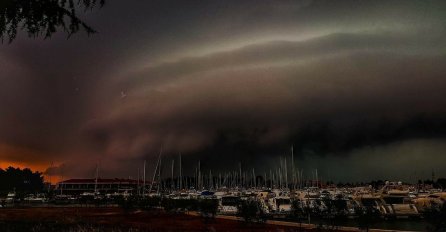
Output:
(1, 0), (446, 180)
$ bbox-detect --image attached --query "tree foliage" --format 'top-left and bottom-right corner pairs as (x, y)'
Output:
(424, 203), (446, 232)
(356, 206), (380, 232)
(0, 0), (105, 43)
(198, 199), (219, 219)
(237, 199), (266, 223)
(291, 199), (303, 218)
(0, 166), (44, 194)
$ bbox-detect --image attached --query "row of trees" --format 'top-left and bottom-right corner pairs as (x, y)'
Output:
(0, 167), (44, 194)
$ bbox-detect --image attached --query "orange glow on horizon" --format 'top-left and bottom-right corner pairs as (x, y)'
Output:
(0, 161), (64, 184)
(0, 161), (48, 172)
(0, 143), (67, 184)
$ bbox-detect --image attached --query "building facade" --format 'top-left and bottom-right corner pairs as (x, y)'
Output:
(56, 178), (149, 195)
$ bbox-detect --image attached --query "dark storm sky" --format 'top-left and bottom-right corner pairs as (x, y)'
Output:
(1, 0), (446, 181)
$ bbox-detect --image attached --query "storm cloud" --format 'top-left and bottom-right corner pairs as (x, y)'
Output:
(1, 0), (446, 181)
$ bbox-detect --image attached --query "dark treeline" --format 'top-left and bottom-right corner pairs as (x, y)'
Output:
(0, 167), (44, 194)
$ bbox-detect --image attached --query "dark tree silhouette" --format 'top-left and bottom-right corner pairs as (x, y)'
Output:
(356, 206), (380, 232)
(0, 0), (105, 43)
(291, 200), (306, 231)
(237, 199), (266, 223)
(198, 199), (219, 223)
(435, 178), (446, 189)
(424, 203), (446, 232)
(0, 167), (44, 194)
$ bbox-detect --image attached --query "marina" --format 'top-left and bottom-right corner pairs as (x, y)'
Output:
(1, 156), (444, 231)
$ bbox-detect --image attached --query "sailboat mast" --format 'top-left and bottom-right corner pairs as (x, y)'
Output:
(94, 164), (99, 193)
(209, 170), (213, 190)
(198, 160), (201, 190)
(285, 157), (288, 189)
(179, 153), (182, 190)
(239, 162), (242, 188)
(137, 167), (140, 196)
(171, 159), (175, 191)
(60, 164), (64, 195)
(157, 156), (162, 194)
(149, 148), (162, 194)
(252, 168), (256, 188)
(291, 146), (295, 190)
(143, 160), (146, 198)
(48, 161), (53, 193)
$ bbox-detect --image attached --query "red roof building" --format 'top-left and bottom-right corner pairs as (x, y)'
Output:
(56, 178), (151, 194)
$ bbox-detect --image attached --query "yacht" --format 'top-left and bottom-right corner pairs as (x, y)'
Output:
(413, 194), (443, 213)
(269, 196), (292, 214)
(24, 194), (48, 204)
(6, 192), (16, 204)
(354, 194), (393, 217)
(380, 182), (419, 218)
(218, 195), (240, 215)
